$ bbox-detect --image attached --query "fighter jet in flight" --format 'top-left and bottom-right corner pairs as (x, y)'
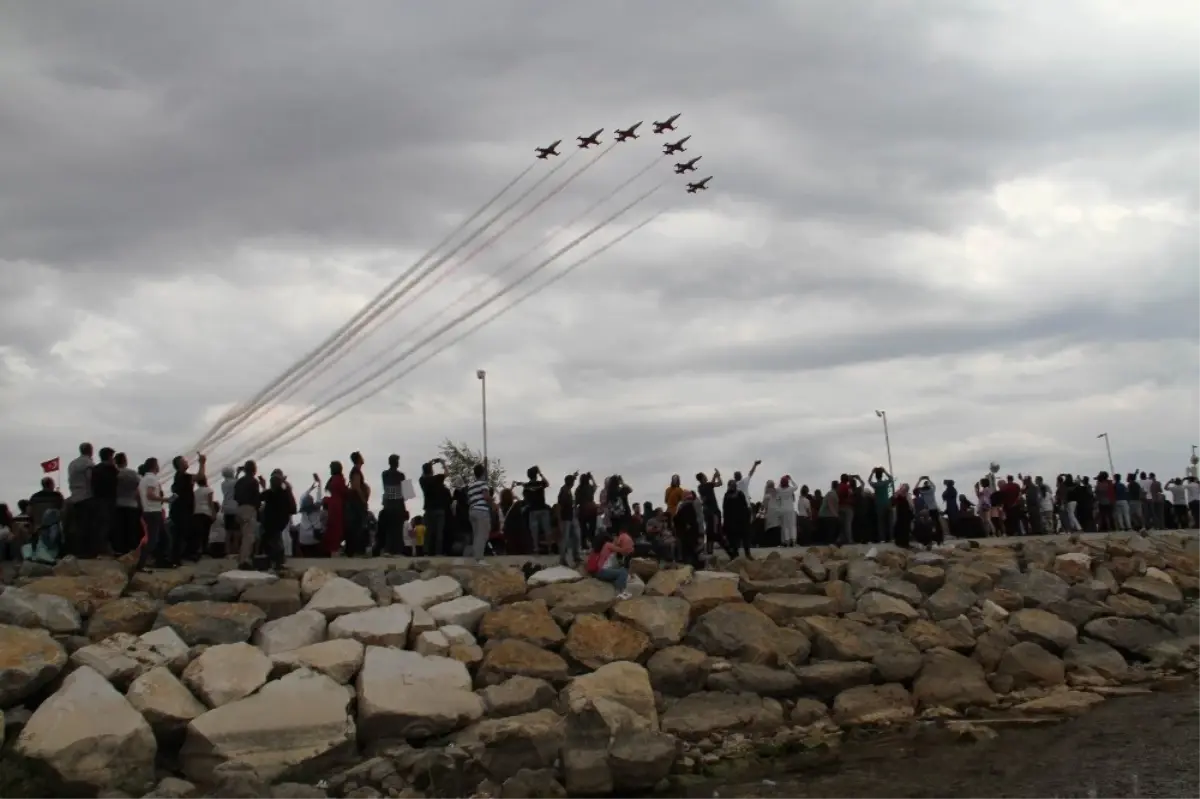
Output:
(576, 129), (603, 148)
(535, 140), (562, 159)
(686, 176), (712, 194)
(674, 156), (701, 174)
(653, 114), (681, 134)
(614, 122), (642, 142)
(662, 136), (691, 155)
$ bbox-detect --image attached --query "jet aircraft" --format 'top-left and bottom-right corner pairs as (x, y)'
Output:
(686, 176), (712, 194)
(576, 129), (603, 148)
(662, 136), (691, 155)
(674, 156), (701, 174)
(653, 114), (681, 134)
(614, 122), (642, 142)
(535, 140), (562, 159)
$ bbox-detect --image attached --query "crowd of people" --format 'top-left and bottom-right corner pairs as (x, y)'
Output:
(3, 443), (1199, 578)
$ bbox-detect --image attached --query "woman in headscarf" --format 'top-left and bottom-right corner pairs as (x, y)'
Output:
(294, 476), (327, 557)
(721, 478), (751, 559)
(892, 483), (915, 549)
(777, 476), (798, 547)
(344, 452), (370, 556)
(322, 461), (347, 556)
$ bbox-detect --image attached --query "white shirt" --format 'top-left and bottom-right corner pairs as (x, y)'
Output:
(797, 495), (812, 516)
(207, 515), (226, 544)
(138, 473), (163, 513)
(776, 484), (797, 510)
(737, 477), (752, 498)
(1187, 482), (1200, 503)
(1138, 478), (1153, 498)
(295, 511), (323, 546)
(194, 486), (215, 517)
(1168, 483), (1188, 504)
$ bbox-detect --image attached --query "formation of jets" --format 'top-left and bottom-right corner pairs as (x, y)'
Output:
(535, 112), (713, 194)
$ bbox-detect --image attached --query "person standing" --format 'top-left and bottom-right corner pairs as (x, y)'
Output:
(234, 460), (262, 569)
(192, 475), (216, 560)
(113, 453), (141, 555)
(1148, 472), (1165, 530)
(892, 483), (915, 548)
(136, 458), (168, 571)
(835, 474), (855, 546)
(65, 442), (95, 558)
(721, 478), (752, 559)
(466, 463), (495, 561)
(522, 466), (552, 554)
(557, 472), (582, 567)
(259, 470), (297, 572)
(776, 476), (798, 547)
(379, 455), (409, 556)
(695, 470), (722, 554)
(419, 459), (450, 557)
(869, 467), (894, 544)
(344, 452), (370, 557)
(89, 447), (119, 558)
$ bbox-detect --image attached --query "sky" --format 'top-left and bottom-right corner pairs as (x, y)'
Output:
(2, 0), (1198, 512)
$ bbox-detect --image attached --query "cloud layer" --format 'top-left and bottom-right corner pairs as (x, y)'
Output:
(2, 0), (1197, 509)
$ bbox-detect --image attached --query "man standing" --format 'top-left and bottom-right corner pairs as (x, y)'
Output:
(170, 454), (205, 567)
(419, 458), (451, 557)
(114, 453), (142, 555)
(234, 460), (261, 569)
(89, 447), (119, 557)
(65, 442), (95, 557)
(1148, 472), (1165, 530)
(379, 455), (409, 556)
(836, 474), (855, 546)
(523, 466), (551, 555)
(558, 472), (581, 567)
(1126, 473), (1144, 530)
(696, 470), (722, 554)
(869, 467), (894, 543)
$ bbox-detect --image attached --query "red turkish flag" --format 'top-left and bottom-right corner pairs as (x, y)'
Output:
(40, 457), (60, 474)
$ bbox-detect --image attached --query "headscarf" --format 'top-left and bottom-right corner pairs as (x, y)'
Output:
(896, 482), (911, 498)
(763, 479), (777, 500)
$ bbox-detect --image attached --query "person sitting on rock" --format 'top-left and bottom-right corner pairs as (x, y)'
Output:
(586, 530), (634, 600)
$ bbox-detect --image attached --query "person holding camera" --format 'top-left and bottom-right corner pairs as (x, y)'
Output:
(259, 469), (296, 572)
(521, 466), (552, 554)
(868, 467), (894, 543)
(558, 472), (582, 567)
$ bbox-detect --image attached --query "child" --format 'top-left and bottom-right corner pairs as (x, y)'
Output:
(409, 515), (426, 557)
(585, 530), (634, 600)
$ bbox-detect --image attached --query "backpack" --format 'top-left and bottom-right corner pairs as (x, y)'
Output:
(585, 550), (604, 575)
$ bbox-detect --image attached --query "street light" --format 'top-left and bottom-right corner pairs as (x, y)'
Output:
(1096, 432), (1115, 476)
(874, 410), (894, 477)
(477, 370), (488, 474)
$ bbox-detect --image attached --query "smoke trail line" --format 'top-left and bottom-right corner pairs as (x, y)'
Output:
(259, 205), (664, 459)
(188, 160), (537, 455)
(229, 184), (660, 464)
(203, 154), (578, 454)
(306, 143), (644, 405)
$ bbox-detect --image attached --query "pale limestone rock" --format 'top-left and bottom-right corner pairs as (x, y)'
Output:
(182, 643), (272, 708)
(527, 566), (584, 588)
(218, 570), (279, 592)
(181, 668), (355, 783)
(253, 609), (328, 656)
(392, 576), (463, 609)
(16, 666), (156, 795)
(328, 604), (413, 648)
(125, 666), (207, 741)
(304, 577), (376, 619)
(270, 638), (365, 685)
(356, 646), (484, 742)
(428, 595), (491, 632)
(414, 630), (450, 657)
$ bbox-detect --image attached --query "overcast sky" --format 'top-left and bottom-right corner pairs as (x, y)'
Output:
(2, 0), (1197, 511)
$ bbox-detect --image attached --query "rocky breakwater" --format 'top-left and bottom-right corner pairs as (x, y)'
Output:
(0, 534), (1196, 798)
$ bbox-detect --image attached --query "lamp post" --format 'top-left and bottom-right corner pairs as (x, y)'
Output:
(1097, 432), (1115, 476)
(477, 370), (488, 474)
(874, 410), (894, 477)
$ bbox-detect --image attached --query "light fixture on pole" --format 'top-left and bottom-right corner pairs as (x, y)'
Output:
(1096, 432), (1115, 476)
(477, 370), (489, 475)
(874, 410), (894, 476)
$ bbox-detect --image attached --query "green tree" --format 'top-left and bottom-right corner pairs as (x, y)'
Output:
(437, 438), (506, 490)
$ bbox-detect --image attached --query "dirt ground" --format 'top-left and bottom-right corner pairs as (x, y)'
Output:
(673, 680), (1199, 799)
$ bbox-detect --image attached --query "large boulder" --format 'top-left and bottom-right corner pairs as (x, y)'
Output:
(478, 639), (571, 686)
(20, 573), (127, 616)
(478, 675), (557, 718)
(328, 604), (413, 648)
(660, 692), (783, 741)
(428, 596), (491, 632)
(803, 616), (920, 681)
(1008, 608), (1078, 653)
(832, 683), (915, 727)
(1082, 616), (1174, 658)
(677, 578), (744, 619)
(610, 596), (691, 648)
(527, 566), (584, 588)
(684, 602), (807, 666)
(924, 583), (978, 621)
(562, 661), (658, 728)
(253, 609), (328, 656)
(995, 641), (1066, 690)
(791, 660), (873, 700)
(527, 579), (616, 623)
(85, 596), (161, 641)
(181, 668), (356, 784)
(707, 663), (799, 698)
(563, 614), (651, 669)
(356, 647), (484, 741)
(125, 666), (207, 743)
(154, 601), (267, 646)
(304, 578), (376, 619)
(1121, 575), (1183, 607)
(182, 643), (272, 708)
(270, 638), (366, 685)
(1063, 640), (1128, 680)
(0, 586), (83, 634)
(912, 648), (996, 710)
(856, 592), (919, 623)
(645, 566), (693, 596)
(0, 624), (67, 707)
(752, 593), (838, 624)
(15, 666), (156, 795)
(478, 600), (566, 649)
(999, 568), (1069, 608)
(465, 568), (528, 606)
(646, 646), (710, 696)
(393, 576), (463, 609)
(240, 579), (303, 621)
(454, 708), (565, 782)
